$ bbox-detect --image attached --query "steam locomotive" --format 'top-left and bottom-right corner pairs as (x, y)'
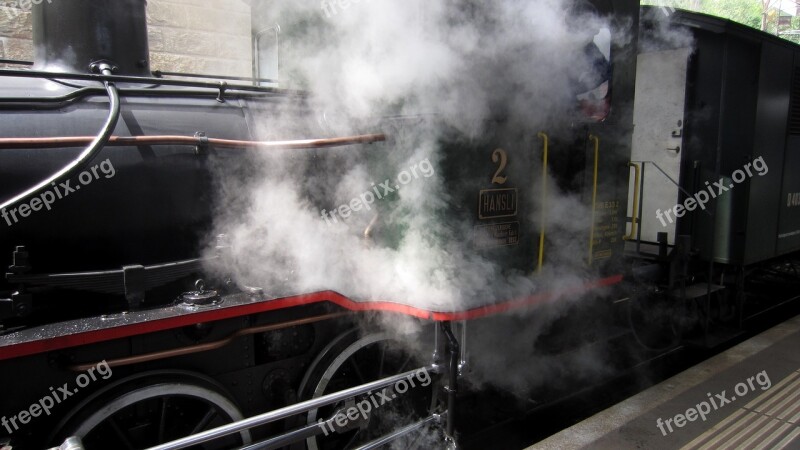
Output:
(1, 0), (798, 449)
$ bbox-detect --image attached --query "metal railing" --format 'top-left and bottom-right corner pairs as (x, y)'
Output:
(626, 159), (713, 251)
(146, 365), (440, 450)
(623, 162), (641, 241)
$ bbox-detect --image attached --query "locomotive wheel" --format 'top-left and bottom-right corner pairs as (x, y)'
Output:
(627, 288), (681, 351)
(298, 330), (438, 450)
(53, 370), (251, 449)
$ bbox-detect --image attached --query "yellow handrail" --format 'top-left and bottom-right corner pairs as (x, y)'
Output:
(537, 132), (549, 273)
(588, 135), (600, 265)
(623, 162), (641, 241)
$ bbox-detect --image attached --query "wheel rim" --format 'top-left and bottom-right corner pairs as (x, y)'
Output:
(628, 289), (681, 351)
(60, 377), (251, 449)
(302, 333), (436, 450)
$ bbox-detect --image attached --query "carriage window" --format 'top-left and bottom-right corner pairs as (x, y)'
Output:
(576, 26), (612, 121)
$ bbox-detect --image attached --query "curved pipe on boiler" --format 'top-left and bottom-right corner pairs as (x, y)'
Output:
(0, 68), (121, 212)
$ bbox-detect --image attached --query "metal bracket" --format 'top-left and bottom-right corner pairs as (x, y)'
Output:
(123, 265), (146, 309)
(8, 245), (30, 274)
(0, 291), (32, 320)
(89, 60), (119, 75)
(180, 279), (221, 307)
(216, 81), (228, 103)
(194, 131), (209, 154)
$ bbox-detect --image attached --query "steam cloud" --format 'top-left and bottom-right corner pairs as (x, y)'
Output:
(211, 0), (613, 300)
(207, 0), (634, 393)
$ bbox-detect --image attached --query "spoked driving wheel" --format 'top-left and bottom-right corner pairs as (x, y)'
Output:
(54, 371), (251, 449)
(628, 286), (682, 351)
(298, 330), (439, 450)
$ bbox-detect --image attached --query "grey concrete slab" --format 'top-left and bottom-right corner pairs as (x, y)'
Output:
(528, 315), (800, 450)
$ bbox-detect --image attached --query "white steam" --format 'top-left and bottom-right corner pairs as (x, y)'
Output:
(208, 0), (618, 314)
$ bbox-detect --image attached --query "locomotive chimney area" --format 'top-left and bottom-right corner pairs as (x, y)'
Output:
(32, 0), (150, 76)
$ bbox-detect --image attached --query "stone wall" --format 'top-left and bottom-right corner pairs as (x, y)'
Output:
(0, 2), (32, 64)
(147, 0), (252, 76)
(0, 0), (253, 77)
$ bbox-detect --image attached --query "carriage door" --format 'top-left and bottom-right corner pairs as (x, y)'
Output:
(628, 47), (691, 245)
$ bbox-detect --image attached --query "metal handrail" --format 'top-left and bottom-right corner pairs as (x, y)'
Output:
(146, 365), (439, 450)
(588, 135), (600, 265)
(623, 162), (641, 240)
(536, 132), (549, 273)
(0, 68), (289, 94)
(0, 133), (387, 150)
(630, 159), (709, 214)
(628, 160), (713, 226)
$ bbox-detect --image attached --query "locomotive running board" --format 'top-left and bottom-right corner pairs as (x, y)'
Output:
(0, 274), (624, 361)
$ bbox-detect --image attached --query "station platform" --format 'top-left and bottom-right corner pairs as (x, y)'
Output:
(528, 315), (800, 449)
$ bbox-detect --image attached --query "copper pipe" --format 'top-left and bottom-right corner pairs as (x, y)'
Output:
(68, 311), (351, 371)
(0, 133), (386, 150)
